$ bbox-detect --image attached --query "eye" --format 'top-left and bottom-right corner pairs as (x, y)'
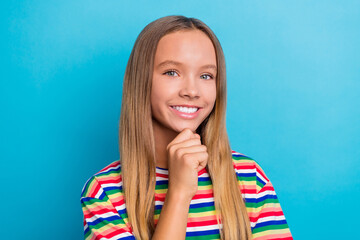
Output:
(163, 70), (179, 77)
(200, 74), (214, 80)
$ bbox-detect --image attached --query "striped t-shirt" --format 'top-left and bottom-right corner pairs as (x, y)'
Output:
(81, 151), (293, 239)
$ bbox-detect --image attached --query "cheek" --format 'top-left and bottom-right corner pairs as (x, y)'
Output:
(207, 83), (217, 105)
(151, 77), (167, 99)
(150, 79), (162, 105)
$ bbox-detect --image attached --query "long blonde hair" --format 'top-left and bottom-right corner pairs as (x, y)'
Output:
(119, 15), (252, 239)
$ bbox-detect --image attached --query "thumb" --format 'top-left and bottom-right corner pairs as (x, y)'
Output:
(197, 159), (207, 172)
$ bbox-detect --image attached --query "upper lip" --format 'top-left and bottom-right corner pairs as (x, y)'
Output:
(170, 104), (202, 108)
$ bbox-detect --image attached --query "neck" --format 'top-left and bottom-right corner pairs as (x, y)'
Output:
(152, 120), (178, 169)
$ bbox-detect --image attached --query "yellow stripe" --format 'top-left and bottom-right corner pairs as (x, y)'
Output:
(188, 211), (217, 218)
(253, 228), (291, 238)
(246, 202), (282, 213)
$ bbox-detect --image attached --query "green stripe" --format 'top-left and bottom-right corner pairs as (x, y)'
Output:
(155, 205), (216, 215)
(89, 218), (126, 230)
(245, 198), (279, 208)
(189, 205), (215, 213)
(257, 181), (265, 188)
(155, 184), (168, 190)
(81, 196), (109, 205)
(84, 228), (91, 239)
(252, 223), (289, 234)
(120, 212), (129, 221)
(232, 155), (253, 160)
(106, 189), (121, 196)
(186, 233), (220, 239)
(198, 180), (212, 186)
(96, 168), (120, 177)
(82, 176), (96, 197)
(237, 176), (256, 182)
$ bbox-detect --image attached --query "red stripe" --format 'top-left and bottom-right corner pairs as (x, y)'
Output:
(233, 164), (255, 170)
(249, 210), (285, 222)
(89, 181), (101, 198)
(98, 178), (121, 185)
(97, 161), (120, 174)
(193, 193), (214, 199)
(187, 219), (219, 227)
(112, 198), (125, 207)
(258, 184), (275, 194)
(90, 226), (132, 239)
(239, 188), (257, 194)
(255, 165), (269, 182)
(156, 173), (169, 178)
(84, 206), (118, 219)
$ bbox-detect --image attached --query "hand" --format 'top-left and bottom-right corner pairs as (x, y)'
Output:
(166, 128), (208, 202)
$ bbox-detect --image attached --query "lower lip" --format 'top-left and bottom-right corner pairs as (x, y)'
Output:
(169, 106), (201, 119)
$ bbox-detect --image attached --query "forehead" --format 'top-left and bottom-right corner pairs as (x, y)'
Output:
(154, 30), (217, 67)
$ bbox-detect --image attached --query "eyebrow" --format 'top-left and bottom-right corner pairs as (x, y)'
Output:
(156, 60), (217, 71)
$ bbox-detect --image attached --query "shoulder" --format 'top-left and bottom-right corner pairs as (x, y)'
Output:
(231, 150), (270, 193)
(80, 160), (122, 200)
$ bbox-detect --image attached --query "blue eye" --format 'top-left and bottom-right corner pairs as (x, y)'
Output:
(164, 70), (179, 77)
(200, 74), (214, 80)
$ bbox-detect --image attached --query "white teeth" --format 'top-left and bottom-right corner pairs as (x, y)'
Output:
(172, 106), (198, 113)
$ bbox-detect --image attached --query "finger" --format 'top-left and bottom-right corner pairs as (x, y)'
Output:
(197, 159), (208, 172)
(175, 145), (207, 157)
(170, 128), (196, 145)
(172, 138), (202, 149)
(183, 152), (208, 171)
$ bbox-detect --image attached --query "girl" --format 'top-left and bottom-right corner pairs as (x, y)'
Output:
(81, 15), (292, 240)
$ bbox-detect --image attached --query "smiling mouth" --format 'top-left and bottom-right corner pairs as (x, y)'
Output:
(170, 106), (199, 113)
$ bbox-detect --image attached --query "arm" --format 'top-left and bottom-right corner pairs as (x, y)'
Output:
(151, 191), (192, 240)
(232, 152), (293, 240)
(250, 181), (293, 240)
(152, 129), (208, 239)
(81, 176), (135, 240)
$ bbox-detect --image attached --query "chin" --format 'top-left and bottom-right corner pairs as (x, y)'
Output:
(173, 124), (199, 133)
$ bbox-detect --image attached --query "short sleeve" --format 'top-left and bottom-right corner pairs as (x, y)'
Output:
(232, 151), (293, 240)
(81, 175), (135, 240)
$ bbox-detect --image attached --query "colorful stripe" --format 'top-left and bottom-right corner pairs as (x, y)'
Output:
(81, 151), (292, 239)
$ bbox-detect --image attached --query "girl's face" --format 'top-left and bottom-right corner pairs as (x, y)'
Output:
(151, 30), (217, 135)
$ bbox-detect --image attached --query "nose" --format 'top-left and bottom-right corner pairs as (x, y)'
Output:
(179, 75), (200, 99)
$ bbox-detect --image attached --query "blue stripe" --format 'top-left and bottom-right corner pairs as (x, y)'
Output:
(80, 191), (108, 201)
(253, 219), (288, 229)
(84, 225), (89, 235)
(87, 215), (122, 226)
(98, 191), (107, 200)
(190, 201), (214, 209)
(115, 236), (136, 240)
(198, 176), (211, 181)
(96, 165), (121, 176)
(231, 153), (246, 157)
(155, 204), (163, 210)
(118, 208), (127, 215)
(256, 174), (267, 186)
(81, 197), (101, 203)
(81, 176), (94, 197)
(244, 194), (278, 203)
(155, 200), (214, 210)
(186, 229), (220, 237)
(103, 186), (121, 192)
(156, 166), (168, 171)
(236, 172), (256, 178)
(156, 180), (168, 185)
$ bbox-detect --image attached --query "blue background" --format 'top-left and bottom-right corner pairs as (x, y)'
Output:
(1, 0), (359, 239)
